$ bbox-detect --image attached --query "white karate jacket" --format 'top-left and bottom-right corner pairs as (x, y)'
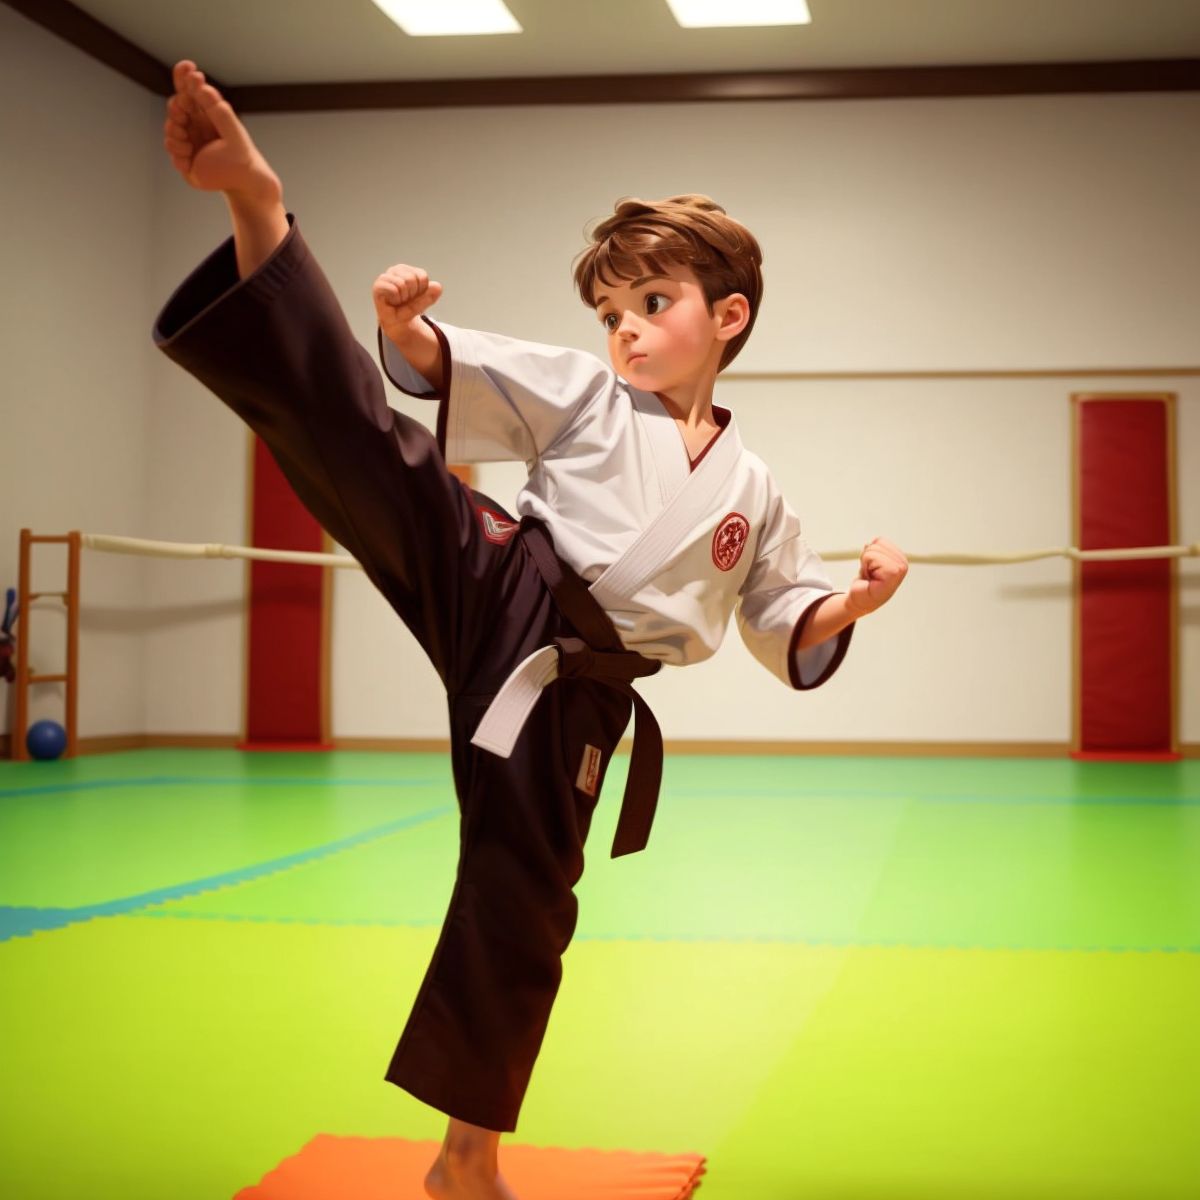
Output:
(379, 321), (850, 725)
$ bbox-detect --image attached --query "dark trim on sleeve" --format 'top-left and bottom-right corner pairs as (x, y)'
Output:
(375, 316), (453, 459)
(787, 592), (855, 691)
(376, 325), (411, 391)
(425, 318), (453, 460)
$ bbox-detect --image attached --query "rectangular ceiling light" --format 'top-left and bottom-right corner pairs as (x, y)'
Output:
(370, 0), (522, 36)
(665, 0), (811, 28)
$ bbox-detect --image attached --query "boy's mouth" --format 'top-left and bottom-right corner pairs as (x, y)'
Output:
(626, 353), (647, 366)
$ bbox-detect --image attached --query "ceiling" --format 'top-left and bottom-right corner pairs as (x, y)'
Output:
(50, 0), (1200, 86)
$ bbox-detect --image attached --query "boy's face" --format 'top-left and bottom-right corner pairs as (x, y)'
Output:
(593, 262), (740, 394)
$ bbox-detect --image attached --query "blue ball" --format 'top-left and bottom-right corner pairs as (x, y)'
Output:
(26, 719), (67, 761)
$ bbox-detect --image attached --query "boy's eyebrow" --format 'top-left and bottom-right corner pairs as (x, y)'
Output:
(595, 275), (669, 307)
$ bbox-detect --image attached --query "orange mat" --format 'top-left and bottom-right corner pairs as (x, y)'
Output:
(234, 1135), (706, 1199)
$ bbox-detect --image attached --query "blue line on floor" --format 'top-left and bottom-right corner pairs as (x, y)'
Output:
(0, 775), (448, 799)
(0, 804), (454, 943)
(3, 776), (1194, 807)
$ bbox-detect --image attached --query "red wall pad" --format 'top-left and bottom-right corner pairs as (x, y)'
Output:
(1073, 395), (1177, 758)
(243, 435), (329, 748)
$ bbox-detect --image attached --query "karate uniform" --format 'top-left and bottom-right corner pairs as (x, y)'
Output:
(153, 218), (852, 1132)
(379, 319), (851, 707)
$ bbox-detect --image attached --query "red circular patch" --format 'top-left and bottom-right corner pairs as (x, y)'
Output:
(711, 512), (750, 571)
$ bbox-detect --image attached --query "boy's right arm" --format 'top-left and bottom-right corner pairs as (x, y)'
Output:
(371, 265), (446, 393)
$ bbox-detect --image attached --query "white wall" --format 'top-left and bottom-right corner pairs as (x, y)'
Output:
(0, 5), (160, 740)
(141, 191), (249, 738)
(241, 94), (1198, 746)
(3, 5), (1197, 747)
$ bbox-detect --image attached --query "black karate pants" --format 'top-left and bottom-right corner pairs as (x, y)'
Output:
(155, 220), (633, 1131)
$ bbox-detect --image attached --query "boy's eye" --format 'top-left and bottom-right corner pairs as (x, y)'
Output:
(602, 313), (619, 332)
(645, 293), (671, 316)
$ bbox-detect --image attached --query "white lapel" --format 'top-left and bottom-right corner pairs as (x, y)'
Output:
(590, 399), (743, 606)
(627, 385), (691, 508)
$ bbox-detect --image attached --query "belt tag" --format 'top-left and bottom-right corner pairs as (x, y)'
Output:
(576, 744), (602, 797)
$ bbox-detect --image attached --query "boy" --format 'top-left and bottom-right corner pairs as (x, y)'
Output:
(158, 61), (907, 1200)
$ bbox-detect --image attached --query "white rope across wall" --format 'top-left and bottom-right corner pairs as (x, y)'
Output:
(822, 544), (1199, 565)
(81, 532), (1199, 569)
(82, 533), (358, 568)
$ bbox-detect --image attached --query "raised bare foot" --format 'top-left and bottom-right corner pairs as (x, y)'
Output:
(423, 1148), (520, 1200)
(164, 61), (281, 204)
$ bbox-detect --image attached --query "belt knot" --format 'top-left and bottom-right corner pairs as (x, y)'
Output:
(553, 636), (662, 684)
(553, 636), (594, 679)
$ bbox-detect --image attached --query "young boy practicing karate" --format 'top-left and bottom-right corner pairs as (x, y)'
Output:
(158, 61), (908, 1200)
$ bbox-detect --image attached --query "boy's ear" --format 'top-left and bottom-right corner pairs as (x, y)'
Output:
(714, 293), (750, 343)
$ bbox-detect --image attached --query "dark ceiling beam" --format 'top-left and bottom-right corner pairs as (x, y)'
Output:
(229, 59), (1200, 112)
(5, 0), (1199, 109)
(4, 0), (173, 94)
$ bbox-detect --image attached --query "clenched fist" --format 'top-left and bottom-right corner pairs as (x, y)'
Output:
(373, 265), (443, 347)
(847, 537), (908, 616)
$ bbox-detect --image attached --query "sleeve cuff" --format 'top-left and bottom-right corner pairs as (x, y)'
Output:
(787, 592), (854, 690)
(377, 317), (453, 459)
(377, 315), (449, 400)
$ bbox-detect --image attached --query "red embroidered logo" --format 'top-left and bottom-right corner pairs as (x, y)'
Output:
(576, 745), (602, 797)
(712, 512), (750, 571)
(476, 506), (519, 545)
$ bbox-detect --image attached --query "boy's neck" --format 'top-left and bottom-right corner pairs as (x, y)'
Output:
(654, 372), (719, 430)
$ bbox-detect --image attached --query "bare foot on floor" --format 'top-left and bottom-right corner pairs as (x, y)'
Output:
(424, 1150), (520, 1200)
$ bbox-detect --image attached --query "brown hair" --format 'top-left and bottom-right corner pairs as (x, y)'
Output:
(573, 194), (763, 370)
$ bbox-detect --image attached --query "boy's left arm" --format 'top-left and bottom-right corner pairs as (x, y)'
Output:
(736, 479), (909, 691)
(797, 537), (909, 649)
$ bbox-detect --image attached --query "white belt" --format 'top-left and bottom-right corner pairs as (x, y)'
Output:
(470, 645), (561, 757)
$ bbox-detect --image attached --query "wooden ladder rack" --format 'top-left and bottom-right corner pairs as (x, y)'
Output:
(11, 529), (80, 760)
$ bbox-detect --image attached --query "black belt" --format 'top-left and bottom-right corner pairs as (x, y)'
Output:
(520, 518), (664, 858)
